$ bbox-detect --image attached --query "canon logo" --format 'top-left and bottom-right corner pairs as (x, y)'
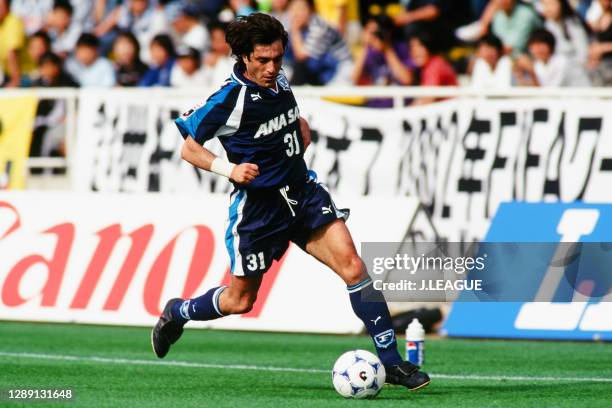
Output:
(0, 200), (285, 318)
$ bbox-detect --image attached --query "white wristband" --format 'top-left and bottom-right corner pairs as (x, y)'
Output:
(210, 157), (236, 179)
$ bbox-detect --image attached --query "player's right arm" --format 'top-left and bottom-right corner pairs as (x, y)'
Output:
(181, 137), (259, 185)
(175, 83), (259, 185)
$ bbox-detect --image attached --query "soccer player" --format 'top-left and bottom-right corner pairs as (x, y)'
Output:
(151, 13), (430, 391)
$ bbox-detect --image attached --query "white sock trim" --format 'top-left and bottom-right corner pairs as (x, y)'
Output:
(347, 278), (373, 293)
(212, 286), (228, 316)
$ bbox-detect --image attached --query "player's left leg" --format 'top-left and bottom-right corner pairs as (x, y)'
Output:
(152, 188), (279, 358)
(151, 275), (263, 358)
(305, 219), (430, 391)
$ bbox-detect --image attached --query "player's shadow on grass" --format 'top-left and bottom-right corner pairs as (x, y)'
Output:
(287, 382), (589, 401)
(379, 382), (585, 399)
(289, 385), (338, 392)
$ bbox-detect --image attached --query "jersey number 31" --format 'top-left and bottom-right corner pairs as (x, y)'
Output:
(284, 131), (300, 157)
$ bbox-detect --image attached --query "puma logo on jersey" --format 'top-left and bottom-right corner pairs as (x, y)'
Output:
(251, 92), (262, 101)
(321, 206), (332, 214)
(254, 106), (300, 138)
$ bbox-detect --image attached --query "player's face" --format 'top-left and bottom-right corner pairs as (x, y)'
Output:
(243, 40), (284, 88)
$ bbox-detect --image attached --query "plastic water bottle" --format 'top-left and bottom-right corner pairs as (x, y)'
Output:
(405, 318), (425, 366)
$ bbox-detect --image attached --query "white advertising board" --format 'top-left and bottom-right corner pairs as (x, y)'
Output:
(0, 192), (421, 333)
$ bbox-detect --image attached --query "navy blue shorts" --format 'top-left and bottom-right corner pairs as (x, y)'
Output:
(224, 172), (349, 276)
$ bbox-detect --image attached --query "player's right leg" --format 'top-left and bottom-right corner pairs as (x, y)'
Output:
(304, 219), (430, 391)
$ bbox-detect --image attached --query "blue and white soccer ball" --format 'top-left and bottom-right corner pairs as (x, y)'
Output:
(332, 350), (386, 399)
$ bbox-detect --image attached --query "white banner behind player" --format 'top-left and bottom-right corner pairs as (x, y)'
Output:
(0, 191), (419, 333)
(75, 91), (612, 241)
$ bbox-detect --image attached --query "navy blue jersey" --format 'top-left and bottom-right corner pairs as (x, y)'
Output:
(175, 64), (307, 190)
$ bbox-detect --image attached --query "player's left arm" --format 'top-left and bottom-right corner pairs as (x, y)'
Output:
(299, 117), (311, 150)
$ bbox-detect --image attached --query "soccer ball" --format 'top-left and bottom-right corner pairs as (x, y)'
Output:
(332, 350), (386, 399)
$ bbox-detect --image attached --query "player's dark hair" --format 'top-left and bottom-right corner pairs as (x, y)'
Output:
(76, 32), (100, 49)
(226, 13), (288, 71)
(31, 30), (52, 49)
(151, 34), (176, 58)
(53, 0), (74, 15)
(477, 33), (503, 54)
(528, 28), (556, 53)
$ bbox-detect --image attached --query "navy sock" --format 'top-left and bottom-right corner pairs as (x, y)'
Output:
(171, 286), (227, 323)
(348, 278), (403, 367)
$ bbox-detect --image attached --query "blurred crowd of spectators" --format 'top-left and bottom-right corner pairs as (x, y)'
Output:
(0, 0), (611, 92)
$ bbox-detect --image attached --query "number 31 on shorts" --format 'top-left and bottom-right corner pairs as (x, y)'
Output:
(246, 252), (266, 271)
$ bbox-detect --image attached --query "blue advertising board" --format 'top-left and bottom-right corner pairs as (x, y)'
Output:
(443, 203), (612, 341)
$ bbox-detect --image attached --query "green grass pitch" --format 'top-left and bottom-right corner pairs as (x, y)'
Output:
(0, 321), (610, 407)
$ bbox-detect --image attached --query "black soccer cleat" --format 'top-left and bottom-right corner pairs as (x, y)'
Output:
(386, 361), (431, 391)
(151, 298), (186, 359)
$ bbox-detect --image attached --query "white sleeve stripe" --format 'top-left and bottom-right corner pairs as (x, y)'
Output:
(214, 85), (246, 138)
(226, 85), (246, 129)
(213, 125), (237, 137)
